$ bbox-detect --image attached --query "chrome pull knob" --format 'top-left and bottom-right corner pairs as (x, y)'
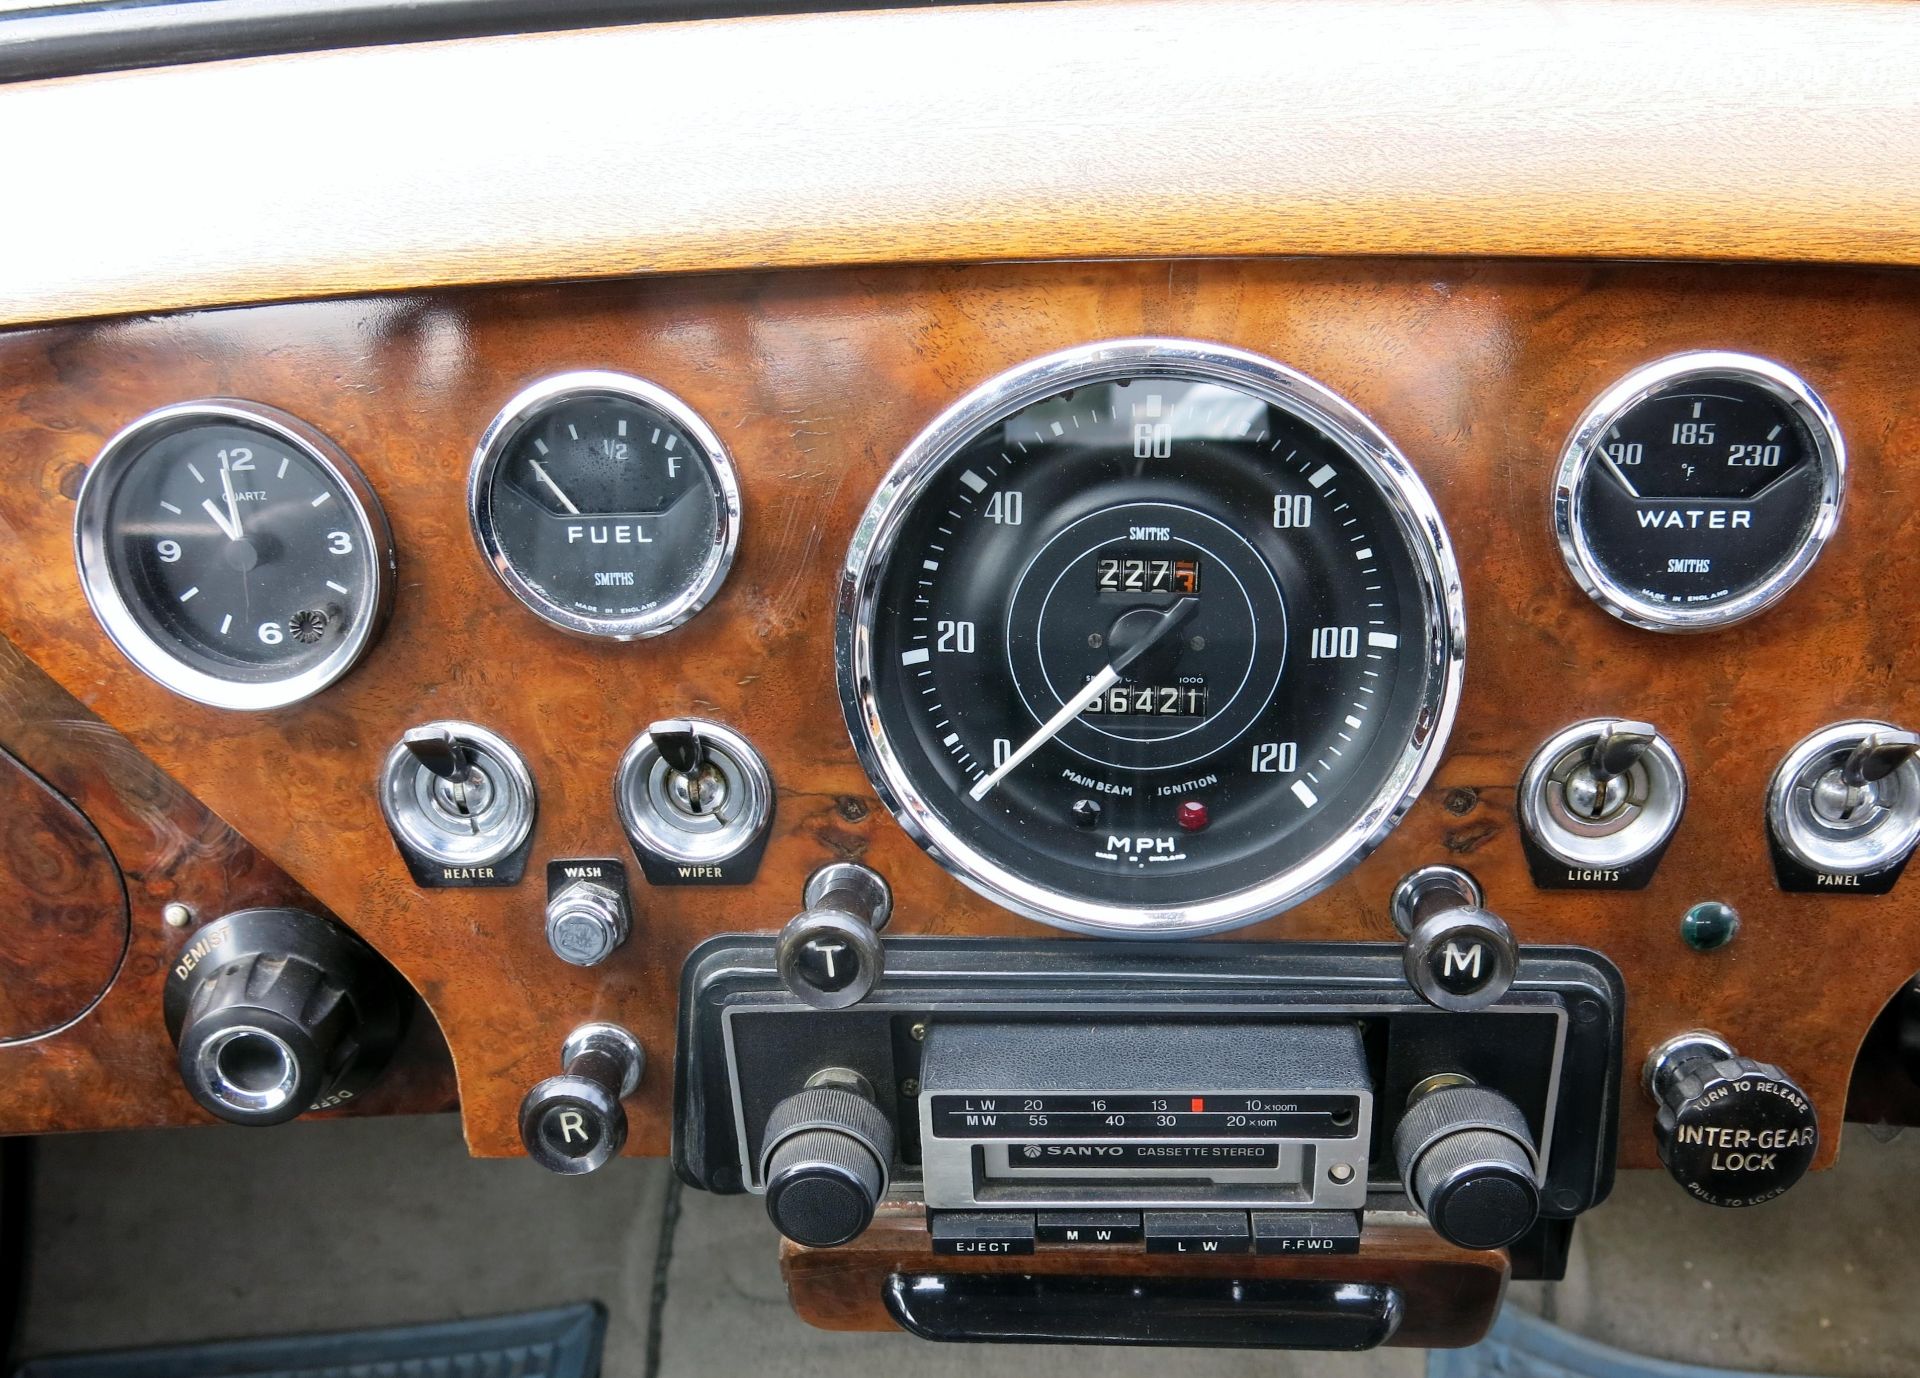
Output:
(519, 1023), (646, 1175)
(776, 863), (892, 1010)
(1391, 866), (1518, 1012)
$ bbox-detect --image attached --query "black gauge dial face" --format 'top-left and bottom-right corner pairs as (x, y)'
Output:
(853, 367), (1451, 922)
(1564, 365), (1842, 625)
(91, 417), (383, 688)
(475, 384), (735, 636)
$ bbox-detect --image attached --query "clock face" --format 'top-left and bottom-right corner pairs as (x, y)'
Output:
(75, 402), (392, 709)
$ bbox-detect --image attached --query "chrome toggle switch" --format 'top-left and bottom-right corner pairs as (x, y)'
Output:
(1518, 718), (1685, 889)
(615, 718), (774, 885)
(1767, 721), (1920, 892)
(379, 721), (537, 886)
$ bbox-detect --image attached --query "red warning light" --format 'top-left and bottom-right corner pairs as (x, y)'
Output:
(1176, 800), (1210, 832)
(1190, 1097), (1206, 1113)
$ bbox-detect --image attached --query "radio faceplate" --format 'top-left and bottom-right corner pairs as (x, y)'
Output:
(920, 1022), (1373, 1209)
(675, 936), (1623, 1229)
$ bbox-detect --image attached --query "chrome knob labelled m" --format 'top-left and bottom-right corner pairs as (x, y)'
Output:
(1391, 866), (1518, 1012)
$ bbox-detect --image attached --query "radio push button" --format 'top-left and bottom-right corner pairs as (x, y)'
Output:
(1034, 1211), (1144, 1246)
(1647, 1031), (1818, 1207)
(1143, 1212), (1252, 1255)
(929, 1212), (1036, 1256)
(1251, 1210), (1362, 1256)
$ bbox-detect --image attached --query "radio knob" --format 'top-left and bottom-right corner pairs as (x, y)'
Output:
(759, 1082), (895, 1247)
(1647, 1031), (1818, 1207)
(1393, 1083), (1540, 1250)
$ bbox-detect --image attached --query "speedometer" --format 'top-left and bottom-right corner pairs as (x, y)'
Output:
(837, 340), (1464, 936)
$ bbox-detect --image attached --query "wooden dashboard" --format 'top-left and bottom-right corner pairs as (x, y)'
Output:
(2, 256), (1918, 1169)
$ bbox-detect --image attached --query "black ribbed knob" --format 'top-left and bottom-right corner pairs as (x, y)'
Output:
(1393, 1084), (1540, 1250)
(163, 908), (410, 1127)
(758, 1084), (894, 1247)
(1648, 1033), (1818, 1207)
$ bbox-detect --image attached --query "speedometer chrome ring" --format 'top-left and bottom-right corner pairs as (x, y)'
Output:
(838, 339), (1465, 937)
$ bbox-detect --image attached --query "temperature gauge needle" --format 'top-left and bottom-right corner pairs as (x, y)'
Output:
(528, 459), (581, 515)
(970, 596), (1197, 801)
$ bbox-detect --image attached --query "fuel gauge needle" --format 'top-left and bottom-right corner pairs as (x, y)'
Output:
(528, 459), (581, 515)
(969, 596), (1197, 801)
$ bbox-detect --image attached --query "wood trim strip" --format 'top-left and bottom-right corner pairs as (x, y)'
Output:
(5, 0), (1920, 327)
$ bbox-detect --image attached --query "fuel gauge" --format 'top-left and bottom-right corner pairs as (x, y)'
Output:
(469, 372), (740, 639)
(1553, 352), (1844, 632)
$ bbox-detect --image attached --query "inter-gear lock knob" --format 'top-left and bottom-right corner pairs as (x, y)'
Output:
(1647, 1031), (1818, 1207)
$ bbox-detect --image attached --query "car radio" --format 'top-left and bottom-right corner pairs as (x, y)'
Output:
(674, 931), (1623, 1265)
(918, 1022), (1372, 1210)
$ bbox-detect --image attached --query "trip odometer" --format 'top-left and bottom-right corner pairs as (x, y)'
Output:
(838, 340), (1464, 936)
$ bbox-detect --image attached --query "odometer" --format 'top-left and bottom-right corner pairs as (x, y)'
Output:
(1554, 352), (1845, 632)
(837, 340), (1464, 936)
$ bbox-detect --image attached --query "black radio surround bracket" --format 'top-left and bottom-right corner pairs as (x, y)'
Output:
(674, 936), (1624, 1240)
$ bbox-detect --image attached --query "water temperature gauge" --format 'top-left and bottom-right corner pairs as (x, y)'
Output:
(469, 372), (740, 639)
(1554, 352), (1845, 632)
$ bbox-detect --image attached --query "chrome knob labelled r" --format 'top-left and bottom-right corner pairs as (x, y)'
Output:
(519, 1023), (647, 1175)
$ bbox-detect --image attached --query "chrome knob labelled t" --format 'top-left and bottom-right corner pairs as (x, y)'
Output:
(1517, 718), (1685, 889)
(776, 863), (892, 1010)
(1391, 866), (1518, 1012)
(1767, 721), (1920, 892)
(519, 1023), (647, 1175)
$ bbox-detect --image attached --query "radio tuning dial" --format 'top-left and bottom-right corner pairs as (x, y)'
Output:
(1392, 1083), (1540, 1250)
(758, 1080), (895, 1248)
(1647, 1031), (1817, 1207)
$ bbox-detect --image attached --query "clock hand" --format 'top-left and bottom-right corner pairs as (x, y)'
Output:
(220, 454), (244, 538)
(201, 495), (241, 542)
(969, 596), (1198, 802)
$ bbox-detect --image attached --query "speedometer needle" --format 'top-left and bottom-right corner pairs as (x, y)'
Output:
(969, 596), (1198, 801)
(529, 459), (582, 515)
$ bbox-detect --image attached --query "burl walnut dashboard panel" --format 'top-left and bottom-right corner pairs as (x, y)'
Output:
(2, 257), (1917, 1165)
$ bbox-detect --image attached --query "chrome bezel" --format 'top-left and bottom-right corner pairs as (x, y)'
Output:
(1766, 720), (1920, 876)
(73, 400), (394, 711)
(836, 338), (1466, 939)
(615, 719), (773, 865)
(1552, 351), (1846, 634)
(377, 720), (537, 870)
(1517, 719), (1687, 870)
(467, 371), (741, 640)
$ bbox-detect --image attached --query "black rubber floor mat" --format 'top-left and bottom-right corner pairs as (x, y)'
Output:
(11, 1303), (605, 1378)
